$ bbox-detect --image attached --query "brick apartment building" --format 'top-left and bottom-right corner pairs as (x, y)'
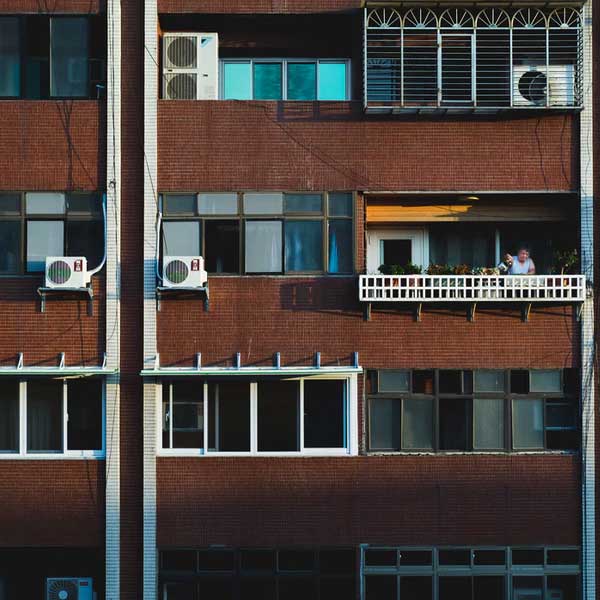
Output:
(0, 0), (597, 599)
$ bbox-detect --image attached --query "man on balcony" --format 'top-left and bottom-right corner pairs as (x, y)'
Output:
(504, 247), (536, 275)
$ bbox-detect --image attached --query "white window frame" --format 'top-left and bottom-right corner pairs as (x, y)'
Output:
(219, 58), (351, 101)
(157, 374), (359, 457)
(0, 378), (106, 459)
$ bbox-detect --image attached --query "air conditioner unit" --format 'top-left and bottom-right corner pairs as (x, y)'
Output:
(163, 256), (208, 288)
(163, 32), (218, 100)
(513, 64), (575, 107)
(45, 257), (90, 289)
(46, 578), (93, 600)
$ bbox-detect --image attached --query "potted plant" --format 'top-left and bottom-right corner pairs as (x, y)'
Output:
(551, 249), (579, 287)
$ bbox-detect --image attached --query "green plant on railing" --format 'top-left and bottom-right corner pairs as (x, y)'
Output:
(472, 266), (501, 275)
(426, 264), (454, 275)
(378, 263), (422, 275)
(552, 249), (579, 275)
(452, 264), (471, 275)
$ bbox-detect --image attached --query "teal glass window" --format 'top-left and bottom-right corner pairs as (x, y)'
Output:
(253, 62), (282, 100)
(287, 62), (317, 100)
(318, 62), (347, 100)
(223, 62), (252, 100)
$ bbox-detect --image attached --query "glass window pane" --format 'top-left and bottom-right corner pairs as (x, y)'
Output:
(245, 221), (282, 273)
(27, 221), (64, 272)
(365, 549), (397, 567)
(67, 220), (103, 269)
(439, 398), (470, 450)
(0, 221), (21, 274)
(0, 193), (21, 213)
(172, 381), (203, 449)
(474, 398), (505, 450)
(0, 18), (20, 97)
(439, 577), (471, 600)
(318, 62), (347, 100)
(287, 62), (316, 100)
(319, 549), (355, 574)
(474, 576), (504, 600)
(320, 578), (355, 599)
(0, 379), (19, 452)
(162, 549), (197, 570)
(279, 549), (315, 571)
(329, 193), (352, 217)
(547, 549), (579, 565)
(198, 193), (238, 215)
(365, 576), (397, 600)
(197, 549), (235, 570)
(429, 224), (494, 269)
(530, 370), (562, 392)
(328, 219), (353, 274)
(66, 193), (101, 215)
(163, 194), (196, 215)
(370, 398), (401, 451)
(412, 370), (434, 394)
(162, 221), (201, 257)
(547, 576), (578, 600)
(285, 220), (323, 272)
(253, 62), (282, 100)
(402, 398), (433, 450)
(439, 550), (470, 565)
(400, 576), (432, 600)
(438, 370), (463, 394)
(26, 192), (66, 215)
(277, 577), (316, 600)
(546, 401), (576, 429)
(512, 577), (543, 599)
(241, 549), (275, 571)
(473, 550), (505, 566)
(243, 193), (283, 215)
(474, 370), (504, 392)
(304, 379), (345, 448)
(240, 578), (275, 600)
(379, 370), (410, 393)
(284, 194), (322, 214)
(67, 379), (102, 450)
(257, 380), (298, 452)
(512, 399), (544, 449)
(401, 551), (432, 566)
(50, 17), (89, 98)
(164, 583), (197, 600)
(512, 549), (544, 565)
(204, 220), (240, 273)
(209, 381), (250, 452)
(27, 380), (63, 452)
(223, 61), (252, 100)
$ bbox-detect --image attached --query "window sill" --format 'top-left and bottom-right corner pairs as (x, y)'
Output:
(0, 451), (105, 460)
(157, 449), (355, 457)
(365, 450), (579, 456)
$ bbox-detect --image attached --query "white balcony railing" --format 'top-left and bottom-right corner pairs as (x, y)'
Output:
(359, 274), (586, 303)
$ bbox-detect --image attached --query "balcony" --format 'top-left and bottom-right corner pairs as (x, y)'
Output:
(359, 274), (586, 321)
(364, 6), (583, 113)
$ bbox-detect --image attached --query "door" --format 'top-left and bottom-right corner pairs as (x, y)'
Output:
(440, 33), (474, 105)
(366, 229), (426, 273)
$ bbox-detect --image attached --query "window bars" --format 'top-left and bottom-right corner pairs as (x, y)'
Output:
(364, 6), (583, 111)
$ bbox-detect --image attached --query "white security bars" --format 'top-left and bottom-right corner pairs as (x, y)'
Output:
(359, 274), (586, 302)
(364, 6), (583, 111)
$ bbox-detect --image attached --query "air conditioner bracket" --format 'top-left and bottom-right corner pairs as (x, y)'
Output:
(156, 285), (209, 312)
(37, 286), (94, 315)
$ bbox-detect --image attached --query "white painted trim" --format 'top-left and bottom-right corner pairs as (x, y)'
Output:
(366, 228), (428, 273)
(579, 2), (595, 599)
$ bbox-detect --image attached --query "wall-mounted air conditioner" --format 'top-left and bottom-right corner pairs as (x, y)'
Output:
(45, 257), (90, 289)
(162, 32), (218, 100)
(163, 256), (208, 288)
(46, 578), (93, 600)
(513, 64), (574, 107)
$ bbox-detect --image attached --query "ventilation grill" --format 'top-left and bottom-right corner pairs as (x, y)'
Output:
(47, 260), (72, 285)
(47, 579), (79, 600)
(518, 70), (547, 105)
(165, 36), (197, 69)
(165, 73), (197, 100)
(165, 259), (189, 284)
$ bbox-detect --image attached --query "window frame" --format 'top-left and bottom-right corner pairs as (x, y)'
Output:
(160, 191), (355, 276)
(0, 378), (106, 459)
(0, 191), (103, 276)
(158, 375), (358, 457)
(219, 58), (352, 101)
(366, 369), (578, 454)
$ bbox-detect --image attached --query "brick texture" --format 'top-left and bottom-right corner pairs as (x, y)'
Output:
(0, 275), (105, 367)
(158, 102), (577, 192)
(158, 0), (362, 13)
(0, 0), (103, 13)
(0, 101), (105, 192)
(157, 455), (580, 548)
(0, 461), (105, 547)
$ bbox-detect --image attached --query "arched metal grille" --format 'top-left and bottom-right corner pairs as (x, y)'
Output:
(365, 6), (583, 111)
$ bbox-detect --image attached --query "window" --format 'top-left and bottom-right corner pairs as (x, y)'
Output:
(161, 192), (353, 275)
(367, 369), (578, 453)
(0, 378), (104, 457)
(0, 192), (103, 275)
(0, 15), (105, 99)
(160, 377), (354, 455)
(363, 546), (580, 600)
(429, 224), (495, 270)
(221, 59), (350, 101)
(159, 547), (356, 600)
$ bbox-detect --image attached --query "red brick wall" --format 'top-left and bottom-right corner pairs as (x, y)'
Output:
(0, 101), (105, 192)
(0, 461), (105, 547)
(0, 1), (103, 13)
(0, 275), (105, 367)
(158, 0), (361, 14)
(157, 455), (580, 547)
(157, 277), (579, 369)
(158, 103), (577, 192)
